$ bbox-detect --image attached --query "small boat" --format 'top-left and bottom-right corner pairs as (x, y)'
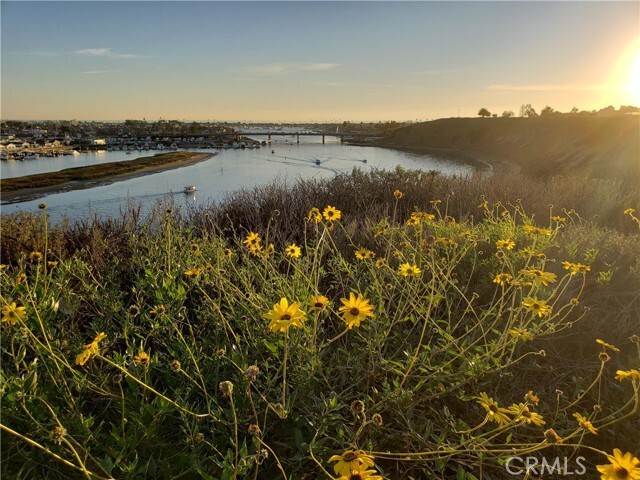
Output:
(184, 185), (197, 193)
(315, 159), (321, 165)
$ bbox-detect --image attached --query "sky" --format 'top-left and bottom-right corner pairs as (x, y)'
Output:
(1, 1), (639, 122)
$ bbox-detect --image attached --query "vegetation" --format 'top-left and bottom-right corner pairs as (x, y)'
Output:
(0, 152), (209, 194)
(1, 169), (639, 479)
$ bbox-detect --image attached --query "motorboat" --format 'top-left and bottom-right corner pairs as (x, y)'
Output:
(184, 185), (197, 193)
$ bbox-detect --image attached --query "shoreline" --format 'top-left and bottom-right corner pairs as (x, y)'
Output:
(1, 152), (214, 204)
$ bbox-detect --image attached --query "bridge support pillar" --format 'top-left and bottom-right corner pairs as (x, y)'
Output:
(296, 134), (300, 144)
(322, 135), (325, 144)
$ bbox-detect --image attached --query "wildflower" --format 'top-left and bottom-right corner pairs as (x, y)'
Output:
(631, 334), (640, 344)
(128, 305), (140, 317)
(184, 268), (203, 276)
(263, 297), (306, 333)
(49, 425), (67, 445)
(47, 261), (58, 267)
(355, 248), (375, 260)
(262, 243), (275, 258)
(374, 258), (386, 269)
(478, 200), (489, 209)
(248, 424), (261, 437)
(523, 225), (537, 234)
(219, 380), (234, 398)
(225, 248), (233, 258)
(14, 273), (26, 286)
(561, 261), (591, 275)
(75, 332), (107, 366)
(496, 239), (515, 250)
(243, 232), (261, 249)
(596, 449), (640, 480)
(508, 403), (545, 426)
(405, 215), (420, 226)
(522, 297), (552, 317)
(493, 273), (513, 286)
(244, 365), (260, 382)
(398, 263), (421, 277)
(435, 237), (458, 248)
(551, 215), (566, 223)
(189, 243), (200, 254)
(194, 432), (205, 443)
(393, 189), (403, 199)
(519, 269), (557, 286)
(329, 450), (376, 476)
(323, 205), (341, 221)
(509, 328), (535, 341)
(624, 208), (636, 215)
(525, 390), (540, 406)
(544, 428), (563, 444)
(309, 295), (329, 312)
(573, 412), (598, 434)
(599, 352), (611, 362)
(285, 243), (302, 258)
(170, 359), (181, 372)
(336, 468), (383, 480)
(0, 264), (6, 270)
(351, 400), (365, 415)
(2, 302), (27, 326)
(338, 293), (375, 329)
(615, 369), (640, 382)
(150, 305), (165, 315)
(134, 351), (151, 366)
(476, 392), (511, 426)
(307, 207), (322, 223)
(596, 339), (620, 352)
(29, 251), (43, 262)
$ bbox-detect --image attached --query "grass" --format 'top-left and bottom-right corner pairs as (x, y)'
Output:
(0, 151), (207, 193)
(1, 168), (639, 479)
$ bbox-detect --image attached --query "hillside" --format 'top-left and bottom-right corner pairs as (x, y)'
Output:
(381, 115), (640, 181)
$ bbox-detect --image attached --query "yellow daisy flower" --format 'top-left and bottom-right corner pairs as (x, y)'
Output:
(496, 239), (515, 250)
(508, 403), (545, 426)
(596, 339), (620, 352)
(189, 243), (200, 254)
(508, 328), (534, 341)
(323, 205), (341, 221)
(134, 351), (151, 366)
(263, 297), (306, 333)
(184, 268), (203, 276)
(476, 392), (511, 426)
(243, 232), (262, 249)
(551, 215), (566, 223)
(307, 207), (322, 223)
(354, 248), (375, 260)
(374, 258), (386, 269)
(561, 261), (591, 275)
(309, 295), (329, 312)
(519, 269), (557, 286)
(393, 189), (403, 199)
(522, 297), (552, 317)
(615, 369), (640, 382)
(493, 273), (513, 286)
(624, 208), (636, 215)
(328, 450), (376, 476)
(285, 243), (302, 258)
(75, 332), (107, 366)
(398, 263), (421, 277)
(596, 449), (640, 480)
(29, 251), (43, 262)
(2, 302), (27, 326)
(573, 412), (598, 434)
(336, 468), (383, 480)
(338, 292), (375, 329)
(525, 390), (540, 406)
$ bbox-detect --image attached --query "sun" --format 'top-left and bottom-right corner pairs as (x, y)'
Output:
(626, 49), (640, 103)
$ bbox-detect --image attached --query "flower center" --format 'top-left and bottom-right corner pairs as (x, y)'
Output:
(314, 303), (324, 309)
(522, 410), (532, 418)
(280, 314), (291, 321)
(489, 404), (498, 413)
(349, 475), (363, 480)
(350, 308), (360, 316)
(615, 467), (629, 479)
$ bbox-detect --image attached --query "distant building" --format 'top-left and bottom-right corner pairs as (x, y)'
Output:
(92, 139), (106, 146)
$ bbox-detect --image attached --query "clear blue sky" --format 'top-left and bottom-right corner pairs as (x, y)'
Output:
(2, 1), (639, 121)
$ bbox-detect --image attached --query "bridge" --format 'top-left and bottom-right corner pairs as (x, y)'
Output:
(224, 131), (372, 144)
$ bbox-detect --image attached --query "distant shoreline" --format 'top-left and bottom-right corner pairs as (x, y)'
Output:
(0, 151), (214, 204)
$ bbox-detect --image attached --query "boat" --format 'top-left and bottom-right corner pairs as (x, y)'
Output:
(184, 185), (197, 193)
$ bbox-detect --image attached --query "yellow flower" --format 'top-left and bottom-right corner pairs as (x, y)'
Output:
(150, 305), (165, 315)
(519, 269), (557, 286)
(328, 450), (376, 476)
(243, 232), (261, 249)
(75, 332), (107, 366)
(435, 237), (458, 248)
(309, 295), (329, 312)
(285, 243), (302, 258)
(336, 468), (383, 480)
(134, 351), (151, 365)
(393, 189), (403, 199)
(544, 428), (563, 444)
(323, 205), (341, 221)
(354, 248), (375, 260)
(509, 328), (534, 341)
(263, 297), (306, 333)
(496, 239), (515, 250)
(262, 243), (274, 258)
(573, 412), (598, 434)
(508, 403), (545, 426)
(615, 369), (640, 382)
(338, 292), (375, 329)
(29, 251), (43, 262)
(307, 207), (322, 223)
(2, 302), (27, 326)
(624, 208), (636, 215)
(493, 273), (513, 286)
(476, 392), (511, 426)
(189, 243), (200, 254)
(522, 297), (552, 317)
(562, 261), (591, 275)
(405, 215), (420, 226)
(398, 263), (421, 277)
(47, 261), (59, 267)
(525, 390), (540, 406)
(184, 268), (203, 276)
(596, 339), (620, 352)
(374, 258), (386, 269)
(551, 215), (566, 223)
(596, 449), (640, 480)
(225, 248), (233, 258)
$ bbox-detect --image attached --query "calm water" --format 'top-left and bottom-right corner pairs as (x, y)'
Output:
(1, 136), (474, 222)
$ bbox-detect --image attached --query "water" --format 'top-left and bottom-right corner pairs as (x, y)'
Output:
(1, 136), (475, 223)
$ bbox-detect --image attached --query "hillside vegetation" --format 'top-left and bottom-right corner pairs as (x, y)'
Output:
(382, 116), (640, 181)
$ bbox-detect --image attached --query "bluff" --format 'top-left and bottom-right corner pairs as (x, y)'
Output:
(382, 116), (639, 181)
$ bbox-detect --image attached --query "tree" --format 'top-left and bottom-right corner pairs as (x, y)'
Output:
(501, 110), (515, 118)
(540, 105), (557, 116)
(478, 108), (491, 118)
(519, 104), (538, 118)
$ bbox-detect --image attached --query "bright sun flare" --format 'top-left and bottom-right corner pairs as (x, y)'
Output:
(627, 50), (640, 103)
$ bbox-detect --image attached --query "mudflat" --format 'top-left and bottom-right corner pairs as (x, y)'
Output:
(0, 151), (213, 203)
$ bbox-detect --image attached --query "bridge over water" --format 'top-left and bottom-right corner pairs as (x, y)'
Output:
(228, 131), (372, 144)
